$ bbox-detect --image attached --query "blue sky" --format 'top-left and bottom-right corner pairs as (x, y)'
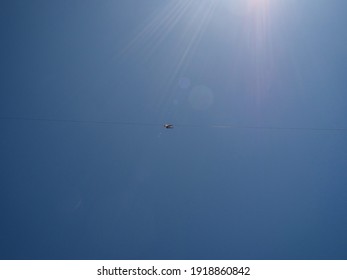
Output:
(1, 0), (347, 259)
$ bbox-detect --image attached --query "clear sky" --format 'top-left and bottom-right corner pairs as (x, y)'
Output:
(1, 0), (347, 259)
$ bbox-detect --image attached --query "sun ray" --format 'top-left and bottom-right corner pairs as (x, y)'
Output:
(242, 0), (275, 105)
(115, 0), (276, 120)
(116, 0), (193, 60)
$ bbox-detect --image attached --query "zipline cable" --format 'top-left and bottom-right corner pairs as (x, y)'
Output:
(0, 116), (159, 126)
(1, 116), (347, 132)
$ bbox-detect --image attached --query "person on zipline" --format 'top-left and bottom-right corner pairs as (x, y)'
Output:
(164, 124), (174, 129)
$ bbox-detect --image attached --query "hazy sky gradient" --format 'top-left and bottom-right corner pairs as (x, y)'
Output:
(1, 0), (347, 259)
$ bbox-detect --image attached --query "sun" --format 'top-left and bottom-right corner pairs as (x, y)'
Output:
(247, 0), (271, 10)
